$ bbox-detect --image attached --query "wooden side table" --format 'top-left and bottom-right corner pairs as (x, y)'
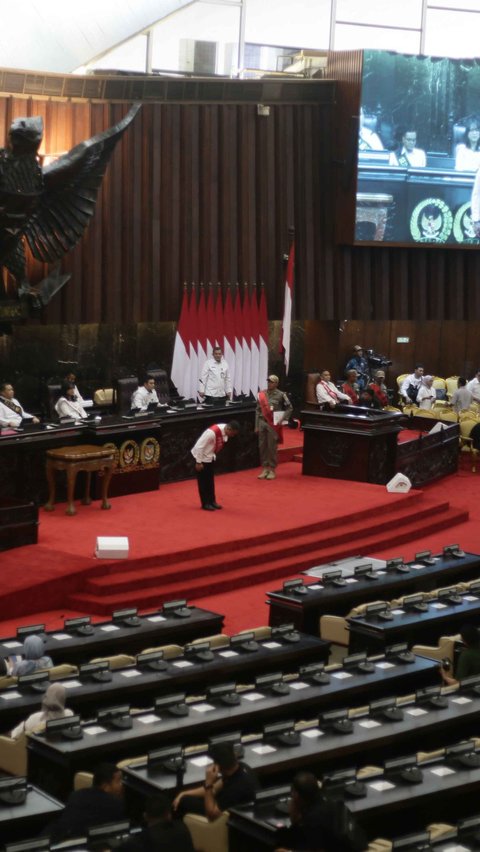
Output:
(44, 445), (115, 516)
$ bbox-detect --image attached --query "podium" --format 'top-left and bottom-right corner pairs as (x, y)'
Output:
(302, 406), (403, 484)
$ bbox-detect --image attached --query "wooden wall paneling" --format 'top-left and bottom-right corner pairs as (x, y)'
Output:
(372, 250), (391, 319)
(218, 104), (238, 284)
(296, 106), (316, 321)
(256, 104), (277, 311)
(335, 247), (353, 321)
(303, 320), (338, 374)
(465, 321), (480, 378)
(238, 106), (257, 285)
(99, 102), (123, 325)
(439, 322), (467, 378)
(161, 105), (181, 319)
(353, 247), (372, 319)
(68, 102), (91, 325)
(315, 108), (335, 320)
(445, 252), (465, 320)
(464, 252), (480, 319)
(128, 102), (143, 323)
(427, 252), (446, 320)
(150, 105), (162, 319)
(414, 321), (442, 374)
(389, 321), (418, 379)
(276, 106), (295, 312)
(390, 251), (410, 319)
(411, 249), (428, 320)
(199, 105), (219, 285)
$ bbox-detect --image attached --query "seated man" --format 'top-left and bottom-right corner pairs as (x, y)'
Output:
(131, 374), (159, 412)
(0, 381), (40, 428)
(46, 762), (125, 843)
(389, 127), (426, 168)
(119, 794), (194, 852)
(341, 369), (360, 405)
(316, 370), (351, 408)
(400, 364), (424, 405)
(368, 369), (389, 408)
(174, 741), (258, 821)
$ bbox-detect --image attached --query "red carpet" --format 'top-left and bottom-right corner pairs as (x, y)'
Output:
(0, 447), (470, 626)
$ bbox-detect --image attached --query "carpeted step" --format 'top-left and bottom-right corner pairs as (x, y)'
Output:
(68, 504), (468, 614)
(81, 497), (452, 596)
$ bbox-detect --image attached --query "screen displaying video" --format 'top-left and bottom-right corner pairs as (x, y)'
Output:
(356, 50), (480, 246)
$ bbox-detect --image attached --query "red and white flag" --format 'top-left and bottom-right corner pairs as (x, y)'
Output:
(171, 287), (192, 399)
(223, 286), (236, 393)
(233, 285), (244, 397)
(258, 285), (269, 391)
(214, 284), (224, 348)
(206, 284), (215, 358)
(188, 286), (199, 400)
(280, 241), (295, 375)
(250, 286), (260, 397)
(241, 285), (252, 397)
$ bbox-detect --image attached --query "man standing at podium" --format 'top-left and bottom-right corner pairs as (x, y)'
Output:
(199, 346), (232, 404)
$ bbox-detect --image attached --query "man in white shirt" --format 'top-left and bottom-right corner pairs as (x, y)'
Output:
(0, 382), (39, 428)
(131, 375), (159, 412)
(400, 365), (424, 405)
(389, 129), (426, 168)
(467, 370), (480, 404)
(191, 420), (239, 511)
(199, 347), (232, 404)
(315, 370), (351, 408)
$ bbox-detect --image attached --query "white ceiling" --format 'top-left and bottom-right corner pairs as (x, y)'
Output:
(1, 0), (195, 73)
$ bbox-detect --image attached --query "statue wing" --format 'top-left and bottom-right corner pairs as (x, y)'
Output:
(24, 103), (141, 263)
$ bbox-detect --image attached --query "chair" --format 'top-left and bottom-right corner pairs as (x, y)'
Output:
(90, 654), (136, 670)
(238, 626), (272, 641)
(427, 823), (456, 841)
(305, 372), (320, 406)
(49, 663), (78, 680)
(459, 413), (480, 471)
(417, 748), (445, 763)
(190, 634), (230, 649)
(396, 374), (409, 405)
(445, 376), (459, 400)
(411, 634), (460, 664)
(93, 387), (115, 408)
(45, 382), (62, 419)
(348, 600), (388, 617)
(183, 811), (229, 852)
(0, 731), (28, 775)
(73, 771), (93, 791)
(147, 368), (171, 405)
(319, 615), (349, 647)
(115, 376), (139, 415)
(432, 377), (447, 400)
(140, 643), (182, 660)
(0, 675), (17, 690)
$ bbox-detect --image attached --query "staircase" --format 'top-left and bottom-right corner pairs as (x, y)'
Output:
(68, 492), (469, 615)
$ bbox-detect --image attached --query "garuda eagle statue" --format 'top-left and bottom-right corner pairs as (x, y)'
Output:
(0, 102), (140, 313)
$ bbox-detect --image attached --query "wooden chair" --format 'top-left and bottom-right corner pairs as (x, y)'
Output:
(183, 811), (229, 852)
(49, 663), (78, 680)
(0, 731), (28, 775)
(411, 635), (460, 664)
(305, 372), (320, 406)
(319, 615), (349, 647)
(91, 653), (136, 670)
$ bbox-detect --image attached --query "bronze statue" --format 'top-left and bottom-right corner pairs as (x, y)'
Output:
(0, 103), (140, 322)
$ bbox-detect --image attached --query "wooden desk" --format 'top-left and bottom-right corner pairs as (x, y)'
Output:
(45, 444), (115, 515)
(0, 784), (63, 844)
(0, 606), (224, 665)
(267, 552), (480, 633)
(347, 590), (480, 654)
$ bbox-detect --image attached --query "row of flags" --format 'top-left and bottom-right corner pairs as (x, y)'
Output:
(171, 285), (269, 400)
(170, 242), (295, 400)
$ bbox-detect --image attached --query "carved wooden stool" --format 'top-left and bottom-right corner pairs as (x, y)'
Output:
(44, 445), (115, 516)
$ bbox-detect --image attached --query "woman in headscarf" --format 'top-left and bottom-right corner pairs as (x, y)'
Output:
(10, 683), (73, 738)
(416, 375), (436, 410)
(12, 634), (53, 676)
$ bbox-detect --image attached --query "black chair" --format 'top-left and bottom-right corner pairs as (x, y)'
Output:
(45, 383), (62, 419)
(115, 377), (139, 415)
(148, 369), (170, 405)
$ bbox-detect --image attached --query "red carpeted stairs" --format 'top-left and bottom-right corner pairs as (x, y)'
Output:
(68, 491), (468, 615)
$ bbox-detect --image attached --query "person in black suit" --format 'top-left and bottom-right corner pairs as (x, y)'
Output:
(119, 794), (194, 851)
(46, 763), (125, 843)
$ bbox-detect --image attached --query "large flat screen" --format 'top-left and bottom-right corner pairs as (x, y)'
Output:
(356, 50), (480, 246)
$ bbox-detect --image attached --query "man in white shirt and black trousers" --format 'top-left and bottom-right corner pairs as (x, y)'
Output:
(191, 421), (240, 511)
(199, 346), (232, 404)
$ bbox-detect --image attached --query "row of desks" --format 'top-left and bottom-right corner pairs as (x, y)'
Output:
(267, 550), (480, 633)
(27, 654), (437, 799)
(0, 402), (257, 503)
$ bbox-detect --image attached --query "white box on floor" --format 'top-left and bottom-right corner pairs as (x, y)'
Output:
(95, 536), (129, 559)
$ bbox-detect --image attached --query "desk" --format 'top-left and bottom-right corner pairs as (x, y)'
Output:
(28, 655), (438, 800)
(347, 591), (480, 654)
(228, 759), (480, 849)
(122, 667), (476, 804)
(0, 606), (224, 666)
(0, 784), (63, 843)
(0, 403), (257, 503)
(302, 407), (402, 484)
(0, 634), (328, 729)
(267, 552), (480, 633)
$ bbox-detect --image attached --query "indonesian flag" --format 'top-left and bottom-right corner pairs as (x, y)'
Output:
(280, 241), (295, 374)
(214, 284), (224, 347)
(241, 285), (252, 397)
(205, 285), (215, 357)
(258, 285), (269, 391)
(171, 287), (191, 399)
(250, 285), (260, 397)
(233, 285), (244, 397)
(197, 286), (208, 382)
(223, 287), (236, 395)
(188, 286), (199, 400)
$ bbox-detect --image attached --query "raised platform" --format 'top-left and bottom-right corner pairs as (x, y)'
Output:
(0, 461), (468, 620)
